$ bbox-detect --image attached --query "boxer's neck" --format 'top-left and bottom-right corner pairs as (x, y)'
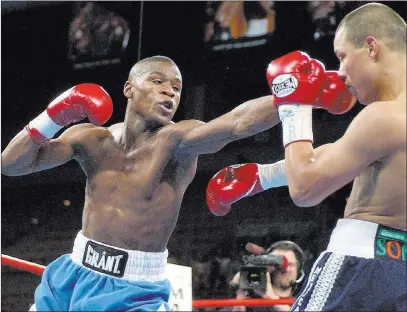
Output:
(119, 107), (161, 150)
(376, 54), (406, 102)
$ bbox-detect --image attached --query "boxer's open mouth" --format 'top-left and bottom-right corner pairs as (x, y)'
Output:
(158, 100), (174, 114)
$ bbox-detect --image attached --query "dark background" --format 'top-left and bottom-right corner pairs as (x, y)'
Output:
(1, 1), (406, 309)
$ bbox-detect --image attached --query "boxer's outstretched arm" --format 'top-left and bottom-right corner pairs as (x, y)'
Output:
(178, 95), (279, 155)
(1, 124), (90, 176)
(284, 102), (400, 207)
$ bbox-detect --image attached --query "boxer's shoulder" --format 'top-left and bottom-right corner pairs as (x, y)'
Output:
(352, 100), (402, 125)
(58, 123), (105, 142)
(107, 122), (124, 133)
(155, 120), (205, 162)
(372, 100), (404, 131)
(76, 123), (113, 141)
(61, 123), (115, 152)
(169, 120), (205, 132)
(348, 100), (405, 152)
(157, 120), (205, 140)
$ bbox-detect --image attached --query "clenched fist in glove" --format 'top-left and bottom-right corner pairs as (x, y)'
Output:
(317, 71), (356, 115)
(266, 51), (356, 147)
(26, 83), (113, 144)
(266, 51), (325, 147)
(206, 161), (286, 216)
(266, 51), (355, 114)
(266, 50), (326, 108)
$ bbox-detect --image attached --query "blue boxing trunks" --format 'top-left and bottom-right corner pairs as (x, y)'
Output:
(30, 231), (171, 311)
(291, 218), (406, 311)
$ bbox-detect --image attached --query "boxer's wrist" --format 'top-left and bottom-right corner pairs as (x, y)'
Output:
(278, 104), (313, 147)
(257, 160), (287, 189)
(27, 111), (63, 143)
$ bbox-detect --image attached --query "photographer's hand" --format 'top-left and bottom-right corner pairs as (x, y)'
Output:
(230, 272), (246, 311)
(245, 242), (266, 254)
(254, 272), (279, 300)
(232, 289), (248, 312)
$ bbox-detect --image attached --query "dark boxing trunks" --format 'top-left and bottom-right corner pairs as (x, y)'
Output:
(291, 219), (406, 311)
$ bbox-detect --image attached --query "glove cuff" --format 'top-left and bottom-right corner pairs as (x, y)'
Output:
(257, 160), (287, 190)
(28, 110), (63, 140)
(278, 104), (313, 147)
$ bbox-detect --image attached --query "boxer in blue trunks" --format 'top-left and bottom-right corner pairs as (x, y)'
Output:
(2, 54), (289, 310)
(32, 231), (170, 311)
(207, 3), (406, 311)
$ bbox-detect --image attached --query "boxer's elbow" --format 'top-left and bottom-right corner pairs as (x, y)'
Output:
(290, 191), (321, 207)
(1, 162), (31, 176)
(288, 186), (313, 207)
(1, 154), (34, 176)
(287, 170), (323, 207)
(1, 163), (22, 176)
(1, 167), (13, 176)
(1, 155), (17, 176)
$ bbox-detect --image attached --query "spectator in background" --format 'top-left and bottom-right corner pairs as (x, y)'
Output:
(68, 2), (130, 64)
(223, 241), (306, 312)
(204, 1), (276, 47)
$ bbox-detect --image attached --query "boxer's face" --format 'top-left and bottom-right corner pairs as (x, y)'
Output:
(334, 28), (379, 105)
(269, 249), (298, 289)
(125, 62), (182, 126)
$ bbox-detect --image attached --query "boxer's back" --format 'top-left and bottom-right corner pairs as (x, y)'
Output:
(75, 123), (198, 252)
(345, 99), (406, 229)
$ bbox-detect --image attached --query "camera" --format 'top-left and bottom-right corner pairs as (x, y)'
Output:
(239, 254), (286, 294)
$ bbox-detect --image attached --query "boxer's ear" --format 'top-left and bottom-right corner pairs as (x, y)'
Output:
(124, 81), (132, 98)
(365, 36), (379, 60)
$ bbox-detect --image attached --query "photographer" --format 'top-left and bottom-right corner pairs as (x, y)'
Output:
(228, 241), (306, 312)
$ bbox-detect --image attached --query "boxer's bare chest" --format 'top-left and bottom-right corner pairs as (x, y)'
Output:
(79, 128), (196, 200)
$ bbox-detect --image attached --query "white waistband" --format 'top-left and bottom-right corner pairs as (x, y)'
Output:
(326, 218), (406, 259)
(70, 231), (168, 282)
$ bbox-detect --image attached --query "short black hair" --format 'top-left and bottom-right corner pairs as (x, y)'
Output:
(128, 55), (179, 80)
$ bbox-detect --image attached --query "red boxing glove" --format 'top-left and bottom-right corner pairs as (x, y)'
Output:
(269, 57), (326, 147)
(317, 71), (357, 114)
(206, 164), (263, 216)
(26, 83), (113, 144)
(266, 51), (325, 107)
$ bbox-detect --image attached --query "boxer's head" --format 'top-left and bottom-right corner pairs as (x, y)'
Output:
(124, 56), (182, 126)
(266, 241), (305, 292)
(334, 3), (406, 105)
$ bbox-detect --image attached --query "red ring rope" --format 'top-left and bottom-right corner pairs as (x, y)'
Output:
(1, 254), (295, 307)
(193, 298), (295, 307)
(2, 254), (45, 275)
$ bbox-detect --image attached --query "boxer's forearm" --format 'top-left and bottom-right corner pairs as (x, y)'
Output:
(284, 142), (328, 207)
(231, 95), (280, 140)
(285, 142), (318, 205)
(1, 128), (43, 176)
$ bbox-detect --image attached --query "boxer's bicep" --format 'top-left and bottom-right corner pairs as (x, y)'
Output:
(179, 95), (279, 156)
(177, 115), (239, 155)
(289, 106), (395, 206)
(33, 124), (91, 172)
(2, 124), (87, 176)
